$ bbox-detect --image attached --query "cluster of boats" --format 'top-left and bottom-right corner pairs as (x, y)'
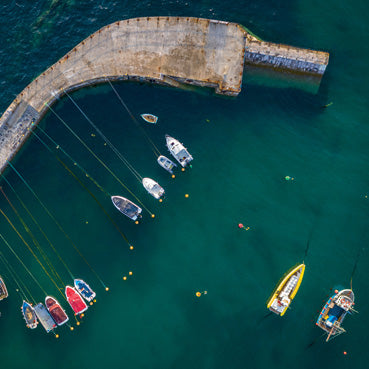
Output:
(1, 276), (95, 333)
(112, 129), (193, 221)
(267, 264), (356, 342)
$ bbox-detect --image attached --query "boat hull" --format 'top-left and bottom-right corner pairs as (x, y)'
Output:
(45, 296), (69, 326)
(142, 178), (165, 199)
(141, 114), (158, 124)
(165, 135), (193, 167)
(22, 301), (38, 329)
(111, 195), (142, 221)
(34, 303), (57, 333)
(0, 276), (8, 300)
(65, 286), (88, 315)
(74, 279), (96, 302)
(267, 263), (305, 316)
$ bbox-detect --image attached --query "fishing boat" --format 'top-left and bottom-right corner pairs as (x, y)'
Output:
(65, 286), (88, 315)
(141, 114), (158, 124)
(74, 279), (96, 302)
(142, 178), (165, 199)
(34, 303), (57, 333)
(111, 195), (142, 221)
(0, 276), (8, 300)
(45, 296), (69, 326)
(165, 135), (193, 167)
(21, 301), (38, 329)
(266, 263), (305, 316)
(316, 289), (355, 341)
(157, 155), (177, 174)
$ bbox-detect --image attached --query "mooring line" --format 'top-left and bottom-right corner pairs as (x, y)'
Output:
(64, 90), (143, 182)
(44, 102), (153, 216)
(6, 161), (108, 289)
(105, 78), (162, 158)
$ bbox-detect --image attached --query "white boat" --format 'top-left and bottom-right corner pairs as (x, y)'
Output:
(111, 196), (142, 221)
(142, 178), (165, 199)
(165, 135), (193, 167)
(141, 114), (158, 124)
(157, 155), (177, 174)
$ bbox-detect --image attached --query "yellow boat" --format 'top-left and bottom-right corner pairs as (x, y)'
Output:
(266, 263), (305, 316)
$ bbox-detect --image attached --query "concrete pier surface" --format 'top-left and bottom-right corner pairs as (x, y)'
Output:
(0, 17), (329, 174)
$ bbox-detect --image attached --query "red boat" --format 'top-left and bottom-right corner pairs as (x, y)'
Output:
(45, 296), (69, 326)
(65, 286), (88, 315)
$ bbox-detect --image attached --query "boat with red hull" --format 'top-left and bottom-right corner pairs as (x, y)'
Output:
(45, 296), (69, 326)
(65, 286), (88, 315)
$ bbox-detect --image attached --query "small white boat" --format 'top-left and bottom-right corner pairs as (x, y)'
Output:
(142, 178), (165, 199)
(141, 114), (158, 124)
(111, 195), (142, 221)
(165, 135), (193, 167)
(157, 155), (177, 174)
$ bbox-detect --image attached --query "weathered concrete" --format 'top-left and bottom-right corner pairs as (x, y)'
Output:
(0, 16), (329, 174)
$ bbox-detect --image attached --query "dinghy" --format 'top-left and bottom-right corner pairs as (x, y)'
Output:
(34, 303), (57, 333)
(74, 279), (96, 302)
(157, 155), (177, 174)
(142, 178), (165, 199)
(165, 135), (193, 167)
(45, 296), (69, 326)
(65, 286), (88, 315)
(267, 263), (305, 316)
(316, 289), (355, 341)
(111, 195), (142, 221)
(21, 301), (38, 329)
(0, 276), (8, 300)
(141, 114), (158, 124)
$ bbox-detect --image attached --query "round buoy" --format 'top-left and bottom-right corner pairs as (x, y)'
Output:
(130, 245), (134, 250)
(343, 351), (347, 355)
(135, 220), (139, 225)
(81, 314), (84, 318)
(196, 292), (201, 297)
(85, 221), (88, 224)
(172, 174), (175, 179)
(151, 214), (155, 218)
(77, 321), (81, 325)
(129, 271), (133, 276)
(55, 334), (59, 338)
(335, 289), (339, 294)
(105, 287), (109, 291)
(123, 276), (127, 280)
(159, 198), (163, 203)
(89, 302), (93, 306)
(246, 227), (250, 231)
(70, 326), (74, 331)
(185, 194), (189, 198)
(181, 168), (185, 172)
(238, 223), (244, 229)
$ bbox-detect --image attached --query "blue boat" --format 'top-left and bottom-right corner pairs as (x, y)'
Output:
(22, 301), (38, 329)
(34, 303), (57, 333)
(74, 279), (96, 302)
(316, 289), (355, 341)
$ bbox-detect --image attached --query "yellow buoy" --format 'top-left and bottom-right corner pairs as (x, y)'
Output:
(151, 214), (155, 218)
(89, 302), (93, 306)
(185, 194), (189, 198)
(135, 220), (139, 225)
(81, 314), (84, 318)
(105, 287), (109, 291)
(130, 245), (134, 250)
(55, 334), (59, 338)
(93, 299), (96, 303)
(123, 276), (127, 280)
(172, 174), (175, 179)
(70, 326), (74, 331)
(159, 199), (163, 203)
(181, 168), (185, 172)
(77, 321), (81, 325)
(196, 292), (201, 297)
(129, 271), (133, 276)
(85, 221), (88, 224)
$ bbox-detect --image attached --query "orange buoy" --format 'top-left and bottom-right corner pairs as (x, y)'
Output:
(196, 292), (201, 297)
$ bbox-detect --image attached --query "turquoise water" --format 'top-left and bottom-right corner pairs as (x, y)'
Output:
(0, 1), (369, 368)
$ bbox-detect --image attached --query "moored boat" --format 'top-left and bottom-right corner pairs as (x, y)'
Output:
(165, 135), (193, 167)
(45, 296), (69, 326)
(157, 155), (177, 174)
(142, 178), (165, 199)
(111, 195), (142, 221)
(21, 301), (38, 329)
(34, 303), (57, 333)
(141, 114), (158, 124)
(316, 289), (355, 341)
(74, 279), (96, 302)
(267, 263), (305, 316)
(0, 276), (8, 300)
(65, 286), (88, 315)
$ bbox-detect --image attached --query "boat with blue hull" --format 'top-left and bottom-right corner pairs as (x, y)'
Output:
(74, 279), (96, 302)
(316, 289), (355, 341)
(34, 303), (57, 333)
(21, 301), (38, 329)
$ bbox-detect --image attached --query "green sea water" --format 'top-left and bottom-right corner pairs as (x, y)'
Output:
(0, 1), (369, 368)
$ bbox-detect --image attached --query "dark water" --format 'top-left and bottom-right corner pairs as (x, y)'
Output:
(0, 1), (368, 368)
